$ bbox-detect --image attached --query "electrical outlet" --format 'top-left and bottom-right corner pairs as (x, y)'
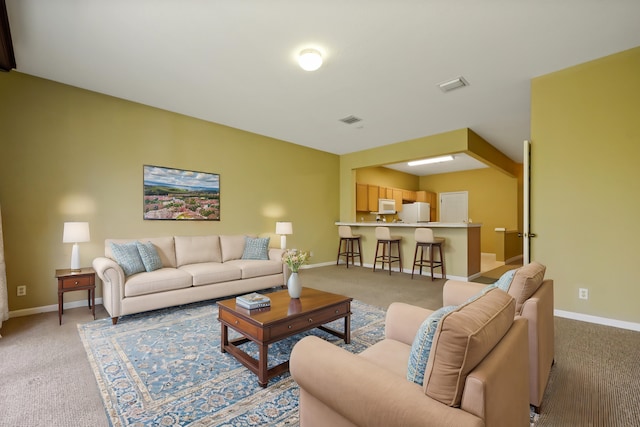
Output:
(17, 285), (26, 297)
(578, 288), (588, 300)
(309, 251), (314, 257)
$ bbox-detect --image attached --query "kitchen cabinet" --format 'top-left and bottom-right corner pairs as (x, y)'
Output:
(402, 190), (417, 202)
(356, 183), (368, 212)
(392, 189), (403, 212)
(367, 185), (379, 212)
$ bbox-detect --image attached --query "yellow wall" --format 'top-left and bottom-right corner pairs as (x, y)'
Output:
(531, 46), (640, 323)
(356, 166), (419, 190)
(420, 168), (519, 254)
(0, 72), (339, 312)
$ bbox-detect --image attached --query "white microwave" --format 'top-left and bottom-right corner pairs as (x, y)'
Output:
(378, 199), (396, 214)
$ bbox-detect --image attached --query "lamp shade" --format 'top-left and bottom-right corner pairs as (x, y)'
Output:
(63, 222), (90, 243)
(275, 222), (293, 235)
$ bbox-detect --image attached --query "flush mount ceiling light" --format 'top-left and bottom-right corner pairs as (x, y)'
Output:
(438, 76), (469, 92)
(298, 48), (323, 71)
(408, 155), (455, 166)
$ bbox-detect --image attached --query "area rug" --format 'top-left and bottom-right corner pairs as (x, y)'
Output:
(78, 298), (386, 426)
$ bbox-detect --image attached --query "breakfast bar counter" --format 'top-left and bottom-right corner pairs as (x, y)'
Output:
(335, 222), (481, 280)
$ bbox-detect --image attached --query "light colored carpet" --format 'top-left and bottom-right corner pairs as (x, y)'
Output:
(1, 264), (639, 426)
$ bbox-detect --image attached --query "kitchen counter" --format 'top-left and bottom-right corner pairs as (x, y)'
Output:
(336, 221), (481, 228)
(335, 222), (481, 280)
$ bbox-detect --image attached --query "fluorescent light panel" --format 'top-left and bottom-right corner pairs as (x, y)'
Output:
(408, 155), (455, 166)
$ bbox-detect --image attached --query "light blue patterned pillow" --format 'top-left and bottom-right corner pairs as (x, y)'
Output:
(407, 305), (457, 386)
(494, 269), (518, 292)
(241, 237), (270, 260)
(136, 241), (163, 272)
(110, 242), (146, 276)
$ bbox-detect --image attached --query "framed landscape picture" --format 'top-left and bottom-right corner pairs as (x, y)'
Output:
(143, 165), (220, 220)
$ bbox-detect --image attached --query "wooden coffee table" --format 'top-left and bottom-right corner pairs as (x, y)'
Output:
(217, 287), (352, 387)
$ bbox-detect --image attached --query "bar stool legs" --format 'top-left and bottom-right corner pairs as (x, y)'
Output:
(373, 227), (402, 274)
(337, 226), (362, 268)
(412, 228), (446, 281)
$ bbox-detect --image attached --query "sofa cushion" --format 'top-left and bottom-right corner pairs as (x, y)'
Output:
(136, 241), (163, 272)
(178, 262), (242, 286)
(423, 288), (515, 407)
(506, 262), (546, 314)
(225, 259), (284, 279)
(407, 305), (457, 386)
(174, 235), (221, 266)
(360, 339), (413, 379)
(109, 241), (146, 276)
(220, 235), (250, 262)
(124, 268), (193, 297)
(241, 237), (270, 260)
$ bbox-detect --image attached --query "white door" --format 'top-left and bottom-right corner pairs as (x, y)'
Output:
(440, 191), (468, 223)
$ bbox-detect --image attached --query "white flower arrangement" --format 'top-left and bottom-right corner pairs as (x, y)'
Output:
(282, 249), (310, 273)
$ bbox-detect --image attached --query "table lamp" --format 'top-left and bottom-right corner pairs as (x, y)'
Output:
(275, 221), (293, 250)
(63, 222), (90, 271)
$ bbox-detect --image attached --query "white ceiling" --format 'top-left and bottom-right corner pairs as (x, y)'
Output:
(6, 0), (640, 174)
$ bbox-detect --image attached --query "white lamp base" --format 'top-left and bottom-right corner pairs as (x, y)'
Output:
(70, 243), (81, 271)
(280, 235), (287, 250)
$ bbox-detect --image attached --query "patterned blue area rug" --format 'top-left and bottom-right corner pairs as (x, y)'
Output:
(78, 298), (386, 426)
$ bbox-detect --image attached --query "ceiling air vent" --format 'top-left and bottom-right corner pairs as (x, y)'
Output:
(438, 76), (469, 93)
(339, 115), (362, 125)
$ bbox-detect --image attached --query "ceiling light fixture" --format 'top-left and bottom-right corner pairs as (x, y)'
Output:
(438, 76), (469, 92)
(298, 48), (323, 71)
(408, 155), (455, 166)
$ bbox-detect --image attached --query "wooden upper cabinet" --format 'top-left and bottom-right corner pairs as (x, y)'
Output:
(367, 185), (379, 212)
(392, 189), (403, 212)
(416, 191), (428, 203)
(402, 190), (417, 202)
(356, 183), (368, 212)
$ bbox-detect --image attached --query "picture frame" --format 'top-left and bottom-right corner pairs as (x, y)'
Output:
(143, 165), (220, 220)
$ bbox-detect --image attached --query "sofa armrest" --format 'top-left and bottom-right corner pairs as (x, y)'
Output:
(442, 280), (487, 307)
(290, 336), (483, 427)
(384, 302), (433, 345)
(92, 256), (125, 318)
(520, 279), (555, 407)
(461, 317), (530, 427)
(268, 248), (285, 261)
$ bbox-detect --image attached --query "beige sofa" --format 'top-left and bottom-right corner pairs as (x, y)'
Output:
(93, 235), (285, 324)
(444, 262), (554, 412)
(290, 287), (531, 427)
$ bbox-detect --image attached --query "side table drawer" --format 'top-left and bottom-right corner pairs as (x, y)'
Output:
(61, 275), (93, 289)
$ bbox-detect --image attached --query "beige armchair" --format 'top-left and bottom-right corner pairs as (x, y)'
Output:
(444, 262), (554, 413)
(290, 288), (531, 427)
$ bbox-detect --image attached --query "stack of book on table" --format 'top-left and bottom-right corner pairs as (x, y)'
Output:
(236, 292), (271, 309)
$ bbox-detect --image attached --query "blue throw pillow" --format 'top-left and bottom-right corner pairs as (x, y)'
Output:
(110, 241), (146, 276)
(494, 269), (518, 292)
(241, 237), (270, 260)
(136, 241), (163, 272)
(407, 305), (457, 386)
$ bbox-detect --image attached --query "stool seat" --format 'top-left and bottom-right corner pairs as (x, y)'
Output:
(373, 227), (402, 274)
(412, 228), (446, 281)
(336, 226), (362, 268)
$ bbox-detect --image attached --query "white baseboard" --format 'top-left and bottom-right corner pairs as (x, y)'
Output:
(554, 309), (640, 332)
(9, 298), (104, 319)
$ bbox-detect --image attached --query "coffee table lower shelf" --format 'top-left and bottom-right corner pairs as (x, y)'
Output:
(218, 288), (352, 387)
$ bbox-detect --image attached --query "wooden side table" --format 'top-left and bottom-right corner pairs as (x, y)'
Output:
(55, 267), (96, 325)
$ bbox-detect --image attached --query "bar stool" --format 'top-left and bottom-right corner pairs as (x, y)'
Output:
(336, 226), (362, 268)
(412, 228), (446, 281)
(373, 227), (402, 275)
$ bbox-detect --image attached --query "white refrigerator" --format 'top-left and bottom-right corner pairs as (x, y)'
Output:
(398, 202), (430, 223)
